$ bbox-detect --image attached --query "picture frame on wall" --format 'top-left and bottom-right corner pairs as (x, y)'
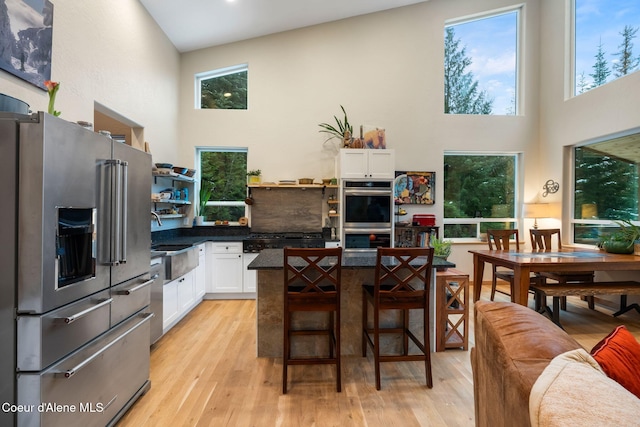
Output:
(0, 0), (54, 90)
(394, 171), (435, 205)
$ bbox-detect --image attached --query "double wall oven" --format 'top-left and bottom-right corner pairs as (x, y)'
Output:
(342, 180), (393, 254)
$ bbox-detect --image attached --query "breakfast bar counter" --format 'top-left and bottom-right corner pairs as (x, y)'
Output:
(248, 249), (454, 357)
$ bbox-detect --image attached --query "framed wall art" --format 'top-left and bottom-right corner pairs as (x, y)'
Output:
(0, 0), (54, 90)
(394, 171), (435, 205)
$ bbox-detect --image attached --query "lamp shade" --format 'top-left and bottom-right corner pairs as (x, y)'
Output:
(523, 203), (550, 219)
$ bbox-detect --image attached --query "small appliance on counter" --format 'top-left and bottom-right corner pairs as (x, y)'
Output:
(412, 214), (436, 226)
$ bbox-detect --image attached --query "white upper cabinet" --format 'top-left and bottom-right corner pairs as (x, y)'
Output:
(338, 149), (395, 179)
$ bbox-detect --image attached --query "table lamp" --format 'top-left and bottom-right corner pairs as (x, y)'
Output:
(524, 203), (549, 229)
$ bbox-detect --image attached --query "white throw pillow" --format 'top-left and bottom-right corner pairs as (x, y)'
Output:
(529, 348), (640, 426)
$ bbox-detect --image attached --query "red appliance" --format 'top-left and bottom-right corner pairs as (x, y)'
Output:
(412, 214), (436, 226)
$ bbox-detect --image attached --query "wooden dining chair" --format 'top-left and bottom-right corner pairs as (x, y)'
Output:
(529, 228), (595, 310)
(362, 247), (434, 390)
(486, 229), (541, 301)
(283, 247), (342, 394)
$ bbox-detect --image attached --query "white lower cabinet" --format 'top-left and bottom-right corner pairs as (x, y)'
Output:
(194, 243), (206, 299)
(162, 279), (179, 332)
(242, 252), (258, 293)
(163, 270), (195, 333)
(205, 242), (257, 299)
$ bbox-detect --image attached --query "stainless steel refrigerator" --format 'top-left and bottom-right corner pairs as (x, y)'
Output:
(0, 112), (153, 427)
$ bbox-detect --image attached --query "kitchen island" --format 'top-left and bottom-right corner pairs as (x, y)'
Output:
(248, 249), (454, 357)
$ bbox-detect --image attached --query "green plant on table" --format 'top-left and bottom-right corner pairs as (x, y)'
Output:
(430, 236), (452, 259)
(597, 219), (640, 253)
(246, 169), (262, 176)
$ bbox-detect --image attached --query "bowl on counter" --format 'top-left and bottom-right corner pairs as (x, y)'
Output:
(298, 178), (313, 185)
(155, 163), (173, 169)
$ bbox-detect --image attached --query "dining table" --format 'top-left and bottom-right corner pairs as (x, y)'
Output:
(469, 247), (640, 306)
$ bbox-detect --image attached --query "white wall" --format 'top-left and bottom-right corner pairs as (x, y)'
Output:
(178, 0), (542, 275)
(0, 0), (180, 162)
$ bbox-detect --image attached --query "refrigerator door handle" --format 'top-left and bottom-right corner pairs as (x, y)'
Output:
(120, 160), (129, 264)
(109, 159), (123, 265)
(54, 297), (113, 324)
(116, 277), (154, 295)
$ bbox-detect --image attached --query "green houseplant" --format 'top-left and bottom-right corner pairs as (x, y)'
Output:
(600, 219), (640, 254)
(430, 236), (452, 260)
(247, 169), (262, 184)
(318, 105), (353, 146)
(196, 181), (213, 225)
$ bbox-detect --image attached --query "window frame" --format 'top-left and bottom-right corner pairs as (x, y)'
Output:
(195, 147), (248, 225)
(443, 151), (523, 243)
(571, 0), (640, 97)
(444, 5), (523, 116)
(195, 63), (248, 110)
(567, 133), (640, 245)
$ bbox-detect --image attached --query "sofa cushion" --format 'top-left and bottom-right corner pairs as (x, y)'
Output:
(591, 325), (640, 399)
(530, 348), (640, 426)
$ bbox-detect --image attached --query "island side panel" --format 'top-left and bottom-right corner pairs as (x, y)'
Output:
(256, 268), (434, 357)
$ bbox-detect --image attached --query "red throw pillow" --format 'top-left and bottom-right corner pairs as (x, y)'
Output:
(591, 325), (640, 399)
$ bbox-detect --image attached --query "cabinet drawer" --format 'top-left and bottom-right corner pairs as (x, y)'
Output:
(210, 242), (242, 254)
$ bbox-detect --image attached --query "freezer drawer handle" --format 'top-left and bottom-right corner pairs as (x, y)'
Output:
(55, 312), (154, 378)
(117, 277), (154, 295)
(55, 298), (113, 324)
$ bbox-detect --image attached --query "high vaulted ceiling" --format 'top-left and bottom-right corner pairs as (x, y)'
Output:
(139, 0), (429, 52)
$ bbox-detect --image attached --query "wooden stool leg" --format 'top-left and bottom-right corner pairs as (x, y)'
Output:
(283, 311), (289, 394)
(423, 304), (433, 388)
(335, 309), (341, 392)
(362, 289), (368, 357)
(374, 304), (381, 391)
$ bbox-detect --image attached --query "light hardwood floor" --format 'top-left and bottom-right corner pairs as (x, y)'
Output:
(116, 285), (640, 427)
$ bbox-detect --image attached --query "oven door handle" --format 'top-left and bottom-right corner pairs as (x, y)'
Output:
(55, 312), (153, 378)
(116, 277), (154, 295)
(344, 190), (391, 196)
(54, 297), (113, 325)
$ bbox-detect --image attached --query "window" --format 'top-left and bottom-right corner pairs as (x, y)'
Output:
(196, 64), (248, 109)
(443, 153), (519, 240)
(574, 0), (640, 95)
(197, 148), (247, 223)
(444, 8), (519, 115)
(571, 135), (639, 244)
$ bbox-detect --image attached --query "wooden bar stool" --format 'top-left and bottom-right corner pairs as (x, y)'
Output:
(283, 247), (342, 393)
(362, 247), (434, 390)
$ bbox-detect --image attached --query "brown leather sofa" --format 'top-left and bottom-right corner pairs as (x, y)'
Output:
(471, 301), (582, 427)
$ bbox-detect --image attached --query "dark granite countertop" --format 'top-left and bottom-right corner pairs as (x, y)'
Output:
(247, 248), (455, 270)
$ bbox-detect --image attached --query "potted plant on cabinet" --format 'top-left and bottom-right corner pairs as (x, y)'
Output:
(195, 181), (213, 226)
(318, 105), (353, 147)
(247, 169), (262, 185)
